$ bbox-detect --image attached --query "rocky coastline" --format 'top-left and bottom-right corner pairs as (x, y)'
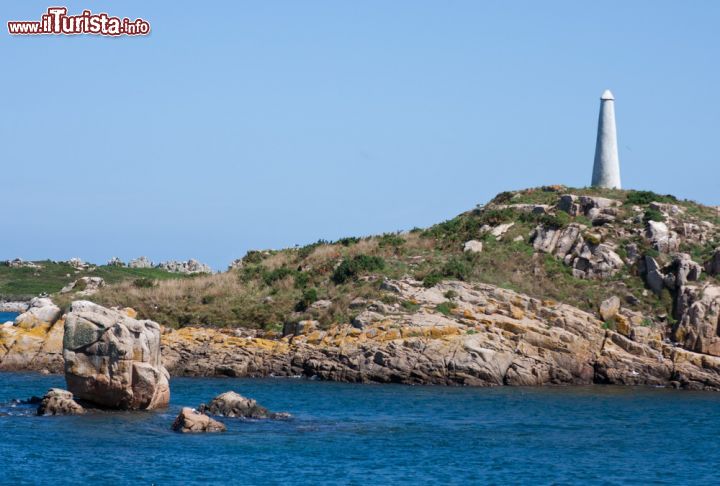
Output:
(3, 277), (720, 391)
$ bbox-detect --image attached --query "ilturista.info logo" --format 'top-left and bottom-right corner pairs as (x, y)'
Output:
(8, 7), (150, 36)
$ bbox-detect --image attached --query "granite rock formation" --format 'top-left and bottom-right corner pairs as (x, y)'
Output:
(172, 407), (226, 433)
(63, 301), (170, 410)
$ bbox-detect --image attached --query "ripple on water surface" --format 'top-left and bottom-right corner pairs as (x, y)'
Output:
(1, 373), (720, 484)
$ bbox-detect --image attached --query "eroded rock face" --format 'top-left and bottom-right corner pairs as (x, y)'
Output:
(557, 194), (620, 223)
(15, 298), (62, 329)
(674, 284), (720, 357)
(645, 221), (680, 254)
(37, 388), (84, 416)
(198, 391), (291, 419)
(63, 301), (170, 410)
(172, 407), (226, 433)
(531, 224), (624, 279)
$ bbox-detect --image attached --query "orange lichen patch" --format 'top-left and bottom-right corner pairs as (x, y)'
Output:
(615, 315), (630, 336)
(543, 300), (557, 307)
(429, 326), (461, 339)
(380, 328), (402, 341)
(510, 307), (525, 320)
(463, 309), (476, 320)
(305, 330), (326, 345)
(246, 337), (289, 353)
(123, 308), (138, 319)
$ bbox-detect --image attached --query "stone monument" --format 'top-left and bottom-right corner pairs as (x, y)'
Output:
(591, 89), (621, 189)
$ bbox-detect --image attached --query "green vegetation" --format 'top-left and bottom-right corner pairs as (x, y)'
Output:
(332, 255), (386, 284)
(643, 208), (666, 223)
(0, 261), (187, 300)
(11, 185), (717, 332)
(625, 190), (677, 206)
(435, 301), (458, 316)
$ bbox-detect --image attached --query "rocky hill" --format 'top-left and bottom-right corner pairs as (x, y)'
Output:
(5, 185), (720, 389)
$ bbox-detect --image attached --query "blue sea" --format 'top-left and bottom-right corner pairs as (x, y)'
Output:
(0, 311), (19, 323)
(1, 373), (720, 485)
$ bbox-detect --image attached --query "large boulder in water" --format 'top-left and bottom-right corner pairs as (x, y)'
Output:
(199, 391), (291, 419)
(172, 407), (226, 433)
(62, 301), (170, 410)
(37, 388), (85, 416)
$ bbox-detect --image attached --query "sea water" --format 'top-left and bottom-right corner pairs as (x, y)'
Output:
(0, 312), (19, 323)
(1, 373), (719, 485)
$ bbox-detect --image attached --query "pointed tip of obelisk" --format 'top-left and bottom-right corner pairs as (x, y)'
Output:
(600, 89), (615, 101)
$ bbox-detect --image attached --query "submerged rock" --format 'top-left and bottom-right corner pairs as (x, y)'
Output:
(63, 301), (170, 410)
(172, 407), (226, 433)
(37, 388), (84, 416)
(199, 391), (291, 419)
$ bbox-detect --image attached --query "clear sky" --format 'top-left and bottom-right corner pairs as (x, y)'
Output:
(2, 1), (718, 269)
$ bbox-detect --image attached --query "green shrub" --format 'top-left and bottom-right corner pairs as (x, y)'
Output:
(401, 300), (421, 311)
(645, 248), (660, 258)
(583, 232), (602, 246)
(294, 272), (310, 288)
(133, 278), (155, 288)
(297, 240), (330, 259)
(331, 255), (386, 284)
(444, 290), (458, 300)
(243, 250), (269, 264)
(422, 273), (443, 288)
(295, 287), (318, 311)
(335, 237), (360, 247)
(491, 191), (515, 204)
(479, 208), (517, 226)
(378, 233), (405, 248)
(262, 267), (295, 286)
(643, 208), (665, 223)
(442, 255), (474, 281)
(436, 301), (458, 316)
(625, 190), (677, 206)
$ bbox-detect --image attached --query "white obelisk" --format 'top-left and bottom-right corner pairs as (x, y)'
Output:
(591, 89), (621, 189)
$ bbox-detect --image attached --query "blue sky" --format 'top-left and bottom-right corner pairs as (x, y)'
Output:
(2, 1), (718, 269)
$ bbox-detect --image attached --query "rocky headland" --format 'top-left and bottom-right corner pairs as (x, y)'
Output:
(4, 187), (720, 391)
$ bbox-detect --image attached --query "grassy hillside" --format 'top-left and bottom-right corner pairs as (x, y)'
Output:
(0, 261), (190, 301)
(83, 186), (720, 330)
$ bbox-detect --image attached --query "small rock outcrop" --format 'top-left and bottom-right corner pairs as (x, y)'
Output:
(60, 277), (105, 296)
(599, 296), (621, 321)
(4, 258), (42, 269)
(107, 257), (124, 267)
(172, 407), (226, 433)
(14, 297), (62, 329)
(557, 195), (620, 223)
(63, 301), (170, 410)
(67, 258), (90, 270)
(37, 388), (85, 416)
(645, 221), (680, 253)
(0, 301), (30, 313)
(531, 223), (624, 279)
(704, 248), (720, 276)
(463, 240), (483, 254)
(157, 259), (212, 274)
(199, 391), (290, 419)
(129, 256), (153, 269)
